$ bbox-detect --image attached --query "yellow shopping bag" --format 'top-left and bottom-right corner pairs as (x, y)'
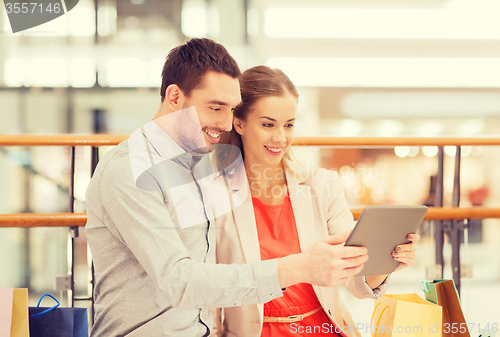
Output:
(0, 288), (29, 337)
(371, 293), (442, 337)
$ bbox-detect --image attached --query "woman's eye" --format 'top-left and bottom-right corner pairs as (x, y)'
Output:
(263, 123), (273, 127)
(286, 124), (295, 128)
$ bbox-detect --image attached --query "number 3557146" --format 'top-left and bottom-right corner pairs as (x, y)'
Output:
(5, 3), (62, 14)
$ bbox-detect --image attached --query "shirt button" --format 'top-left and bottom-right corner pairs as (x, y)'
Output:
(270, 294), (275, 299)
(233, 302), (241, 306)
(185, 154), (191, 158)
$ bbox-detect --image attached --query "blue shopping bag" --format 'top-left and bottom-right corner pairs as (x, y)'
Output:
(28, 294), (88, 337)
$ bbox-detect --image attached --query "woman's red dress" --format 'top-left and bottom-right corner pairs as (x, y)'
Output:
(252, 195), (343, 337)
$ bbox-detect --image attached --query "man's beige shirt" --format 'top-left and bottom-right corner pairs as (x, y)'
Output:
(86, 121), (283, 337)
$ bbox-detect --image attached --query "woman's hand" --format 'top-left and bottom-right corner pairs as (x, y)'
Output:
(393, 233), (420, 272)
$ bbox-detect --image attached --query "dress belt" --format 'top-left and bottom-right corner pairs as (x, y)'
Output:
(262, 306), (323, 323)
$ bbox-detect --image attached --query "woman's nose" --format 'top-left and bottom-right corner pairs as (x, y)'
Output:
(272, 128), (286, 143)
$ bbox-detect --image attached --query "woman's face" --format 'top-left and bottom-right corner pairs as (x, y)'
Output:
(234, 93), (297, 168)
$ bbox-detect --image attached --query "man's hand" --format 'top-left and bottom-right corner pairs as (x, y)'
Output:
(278, 231), (368, 288)
(392, 233), (420, 272)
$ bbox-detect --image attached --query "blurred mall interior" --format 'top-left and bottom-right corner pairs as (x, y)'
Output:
(1, 0), (499, 334)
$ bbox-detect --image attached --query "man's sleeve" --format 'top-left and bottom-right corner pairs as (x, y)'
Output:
(99, 154), (283, 309)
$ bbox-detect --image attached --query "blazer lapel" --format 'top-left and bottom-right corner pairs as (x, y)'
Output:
(226, 163), (262, 263)
(286, 161), (317, 252)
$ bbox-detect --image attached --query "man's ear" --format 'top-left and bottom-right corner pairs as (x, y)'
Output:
(233, 117), (245, 135)
(163, 84), (185, 111)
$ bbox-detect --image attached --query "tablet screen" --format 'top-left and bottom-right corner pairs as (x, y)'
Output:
(345, 205), (428, 276)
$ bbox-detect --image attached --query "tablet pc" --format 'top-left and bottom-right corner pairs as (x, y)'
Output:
(345, 205), (428, 276)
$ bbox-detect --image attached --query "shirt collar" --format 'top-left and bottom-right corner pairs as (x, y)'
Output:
(141, 120), (207, 170)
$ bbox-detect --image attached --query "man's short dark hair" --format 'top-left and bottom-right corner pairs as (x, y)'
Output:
(160, 38), (241, 102)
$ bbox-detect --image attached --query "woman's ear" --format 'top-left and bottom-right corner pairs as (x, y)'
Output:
(233, 117), (245, 135)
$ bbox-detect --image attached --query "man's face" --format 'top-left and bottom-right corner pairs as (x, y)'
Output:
(182, 71), (241, 150)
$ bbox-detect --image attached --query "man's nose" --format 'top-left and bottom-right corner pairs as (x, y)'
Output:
(216, 109), (233, 132)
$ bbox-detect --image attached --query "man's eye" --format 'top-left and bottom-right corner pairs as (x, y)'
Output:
(211, 107), (221, 111)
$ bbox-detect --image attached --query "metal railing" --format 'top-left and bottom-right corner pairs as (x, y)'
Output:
(2, 134), (500, 146)
(2, 207), (500, 227)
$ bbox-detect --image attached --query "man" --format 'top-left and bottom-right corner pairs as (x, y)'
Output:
(85, 38), (369, 337)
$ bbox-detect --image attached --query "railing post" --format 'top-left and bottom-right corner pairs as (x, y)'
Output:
(69, 146), (77, 308)
(22, 147), (32, 290)
(91, 147), (99, 176)
(70, 146), (100, 324)
(434, 147), (445, 278)
(451, 146), (463, 294)
(89, 146), (99, 326)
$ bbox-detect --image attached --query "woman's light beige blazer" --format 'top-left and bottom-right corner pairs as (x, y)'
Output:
(214, 159), (377, 337)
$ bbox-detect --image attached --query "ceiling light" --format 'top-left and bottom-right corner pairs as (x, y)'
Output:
(264, 7), (500, 40)
(444, 146), (457, 157)
(422, 146), (439, 158)
(395, 146), (410, 158)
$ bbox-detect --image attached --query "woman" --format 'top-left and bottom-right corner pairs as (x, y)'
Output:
(214, 66), (419, 337)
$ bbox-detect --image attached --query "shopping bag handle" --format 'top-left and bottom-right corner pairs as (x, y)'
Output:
(419, 281), (430, 293)
(31, 293), (60, 318)
(370, 303), (390, 337)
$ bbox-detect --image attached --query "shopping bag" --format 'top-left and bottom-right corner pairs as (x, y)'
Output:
(0, 288), (30, 337)
(371, 293), (442, 337)
(420, 279), (470, 337)
(28, 294), (88, 337)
